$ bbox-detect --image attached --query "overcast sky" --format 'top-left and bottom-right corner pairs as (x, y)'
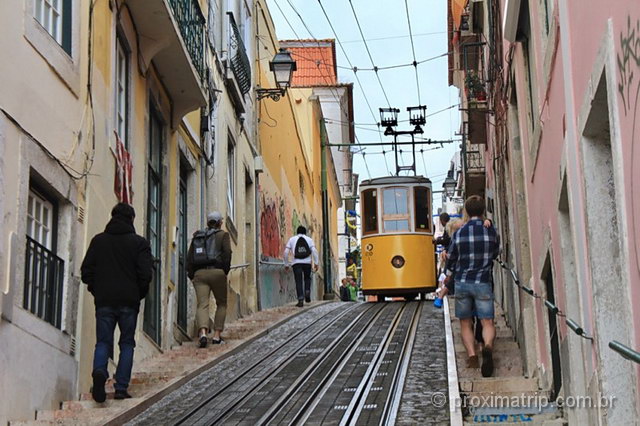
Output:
(266, 0), (462, 212)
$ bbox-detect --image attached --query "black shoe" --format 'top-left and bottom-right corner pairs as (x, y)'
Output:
(114, 390), (132, 400)
(211, 337), (225, 345)
(91, 370), (107, 403)
(305, 296), (311, 303)
(199, 335), (208, 348)
(296, 301), (304, 307)
(481, 347), (494, 377)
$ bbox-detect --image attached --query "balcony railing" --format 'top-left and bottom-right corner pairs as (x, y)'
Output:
(227, 12), (251, 95)
(465, 150), (485, 173)
(23, 236), (65, 329)
(168, 0), (206, 82)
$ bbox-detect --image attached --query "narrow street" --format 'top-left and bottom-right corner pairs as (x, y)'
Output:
(2, 0), (640, 424)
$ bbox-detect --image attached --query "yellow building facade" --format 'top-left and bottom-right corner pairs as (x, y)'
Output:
(256, 1), (341, 307)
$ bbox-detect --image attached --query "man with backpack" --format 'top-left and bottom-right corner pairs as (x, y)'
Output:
(284, 226), (319, 307)
(187, 211), (232, 348)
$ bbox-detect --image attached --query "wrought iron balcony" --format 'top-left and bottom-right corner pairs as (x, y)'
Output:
(23, 236), (65, 329)
(125, 0), (207, 127)
(228, 12), (251, 95)
(465, 150), (485, 173)
(463, 149), (486, 197)
(168, 0), (206, 82)
(226, 12), (252, 101)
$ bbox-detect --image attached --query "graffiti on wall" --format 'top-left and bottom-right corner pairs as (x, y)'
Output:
(259, 189), (323, 309)
(259, 191), (320, 260)
(617, 15), (640, 275)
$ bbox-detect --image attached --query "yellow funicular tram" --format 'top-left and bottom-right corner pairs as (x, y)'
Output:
(360, 175), (436, 301)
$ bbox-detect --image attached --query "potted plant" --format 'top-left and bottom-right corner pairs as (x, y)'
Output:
(465, 71), (486, 101)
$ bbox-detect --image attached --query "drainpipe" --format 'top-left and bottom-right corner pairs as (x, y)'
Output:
(320, 122), (332, 299)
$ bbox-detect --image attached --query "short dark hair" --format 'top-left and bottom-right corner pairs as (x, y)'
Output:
(111, 202), (135, 220)
(439, 213), (450, 224)
(296, 226), (307, 235)
(464, 196), (485, 217)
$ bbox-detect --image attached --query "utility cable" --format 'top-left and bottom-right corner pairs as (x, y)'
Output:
(404, 0), (421, 106)
(347, 0), (391, 107)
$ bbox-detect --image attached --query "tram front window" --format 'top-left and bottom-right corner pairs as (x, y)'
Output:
(384, 219), (409, 231)
(383, 187), (410, 232)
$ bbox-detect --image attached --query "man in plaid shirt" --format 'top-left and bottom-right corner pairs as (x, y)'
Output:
(445, 196), (500, 377)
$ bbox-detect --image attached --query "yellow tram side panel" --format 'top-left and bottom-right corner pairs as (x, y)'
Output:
(361, 234), (436, 292)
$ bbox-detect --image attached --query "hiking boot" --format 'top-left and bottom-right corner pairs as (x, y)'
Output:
(211, 337), (225, 345)
(114, 390), (132, 400)
(91, 370), (107, 403)
(199, 335), (208, 348)
(481, 347), (494, 377)
(467, 355), (479, 369)
(296, 301), (304, 307)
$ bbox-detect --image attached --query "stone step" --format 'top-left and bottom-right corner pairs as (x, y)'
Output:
(35, 405), (125, 423)
(457, 364), (524, 379)
(450, 326), (512, 338)
(61, 397), (144, 411)
(454, 339), (520, 354)
(459, 376), (539, 393)
(9, 421), (57, 426)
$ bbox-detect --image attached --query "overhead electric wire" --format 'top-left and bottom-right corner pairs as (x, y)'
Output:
(316, 0), (383, 131)
(404, 0), (421, 106)
(347, 0), (391, 107)
(272, 0), (376, 177)
(341, 31), (446, 44)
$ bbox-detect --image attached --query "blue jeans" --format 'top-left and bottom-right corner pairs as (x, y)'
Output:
(93, 306), (138, 391)
(455, 282), (494, 319)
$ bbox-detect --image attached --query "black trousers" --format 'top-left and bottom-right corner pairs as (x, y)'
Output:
(292, 263), (312, 301)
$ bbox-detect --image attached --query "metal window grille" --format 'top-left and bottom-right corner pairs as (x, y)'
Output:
(23, 236), (65, 329)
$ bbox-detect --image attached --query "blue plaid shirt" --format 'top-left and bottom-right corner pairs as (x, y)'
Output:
(446, 218), (500, 285)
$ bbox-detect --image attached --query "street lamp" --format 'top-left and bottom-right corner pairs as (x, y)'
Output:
(442, 171), (457, 199)
(257, 48), (297, 101)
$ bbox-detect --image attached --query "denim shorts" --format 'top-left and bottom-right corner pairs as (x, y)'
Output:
(454, 282), (494, 319)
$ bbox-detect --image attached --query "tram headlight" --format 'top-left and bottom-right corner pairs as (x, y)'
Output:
(391, 255), (405, 269)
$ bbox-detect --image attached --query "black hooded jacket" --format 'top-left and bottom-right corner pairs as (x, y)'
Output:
(81, 216), (153, 310)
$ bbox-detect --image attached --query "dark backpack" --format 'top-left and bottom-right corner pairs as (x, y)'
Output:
(191, 229), (222, 266)
(294, 236), (312, 259)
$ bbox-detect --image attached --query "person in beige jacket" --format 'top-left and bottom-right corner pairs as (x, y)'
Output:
(187, 211), (232, 348)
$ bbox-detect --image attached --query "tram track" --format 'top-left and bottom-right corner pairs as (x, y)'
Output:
(175, 302), (377, 425)
(211, 302), (421, 426)
(131, 301), (435, 426)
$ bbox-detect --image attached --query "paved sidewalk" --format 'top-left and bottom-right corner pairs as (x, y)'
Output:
(446, 298), (564, 425)
(9, 301), (331, 426)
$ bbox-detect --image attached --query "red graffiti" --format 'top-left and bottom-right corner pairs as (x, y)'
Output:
(260, 199), (282, 258)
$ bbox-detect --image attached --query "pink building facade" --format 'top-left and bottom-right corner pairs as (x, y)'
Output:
(450, 0), (640, 423)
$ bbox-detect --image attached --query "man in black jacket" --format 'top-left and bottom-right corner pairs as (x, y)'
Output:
(81, 203), (152, 402)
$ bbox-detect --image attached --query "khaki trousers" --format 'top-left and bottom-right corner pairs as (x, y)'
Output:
(192, 268), (228, 331)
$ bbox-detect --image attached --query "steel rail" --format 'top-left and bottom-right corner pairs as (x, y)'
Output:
(253, 303), (389, 425)
(344, 302), (420, 425)
(294, 303), (407, 426)
(382, 302), (422, 424)
(174, 303), (361, 425)
(201, 303), (380, 425)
